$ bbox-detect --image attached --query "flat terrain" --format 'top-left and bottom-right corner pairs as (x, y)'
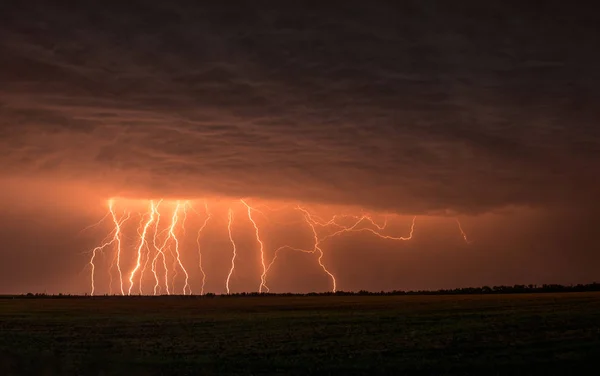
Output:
(1, 293), (600, 375)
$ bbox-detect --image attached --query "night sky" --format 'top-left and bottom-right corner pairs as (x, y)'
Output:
(1, 1), (599, 294)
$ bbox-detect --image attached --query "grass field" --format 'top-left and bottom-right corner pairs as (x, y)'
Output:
(1, 292), (599, 375)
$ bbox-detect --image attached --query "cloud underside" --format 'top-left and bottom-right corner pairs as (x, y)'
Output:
(0, 1), (598, 214)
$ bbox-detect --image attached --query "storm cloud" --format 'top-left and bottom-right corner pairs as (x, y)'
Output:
(1, 1), (599, 214)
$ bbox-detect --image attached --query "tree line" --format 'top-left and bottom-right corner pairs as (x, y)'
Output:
(4, 282), (600, 299)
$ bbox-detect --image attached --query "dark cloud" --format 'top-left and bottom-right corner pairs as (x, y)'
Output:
(0, 0), (599, 214)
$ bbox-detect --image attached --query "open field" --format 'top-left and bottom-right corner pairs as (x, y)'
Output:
(1, 293), (600, 375)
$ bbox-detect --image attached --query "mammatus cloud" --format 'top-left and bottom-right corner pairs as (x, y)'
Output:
(0, 1), (599, 214)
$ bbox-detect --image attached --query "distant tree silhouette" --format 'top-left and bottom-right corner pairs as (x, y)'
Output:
(6, 282), (599, 299)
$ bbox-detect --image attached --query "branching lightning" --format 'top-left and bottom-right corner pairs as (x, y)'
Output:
(87, 200), (130, 296)
(241, 199), (268, 293)
(109, 201), (129, 296)
(128, 200), (156, 295)
(303, 208), (337, 292)
(173, 202), (191, 295)
(86, 199), (472, 295)
(150, 200), (169, 295)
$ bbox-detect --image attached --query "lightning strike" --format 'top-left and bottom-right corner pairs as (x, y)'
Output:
(88, 236), (116, 297)
(225, 208), (237, 294)
(169, 202), (191, 295)
(150, 200), (169, 295)
(196, 201), (211, 295)
(85, 198), (472, 295)
(349, 215), (416, 241)
(181, 201), (190, 235)
(111, 213), (132, 294)
(87, 200), (131, 296)
(128, 201), (156, 295)
(140, 202), (161, 293)
(241, 199), (269, 293)
(108, 200), (128, 296)
(303, 210), (338, 292)
(152, 202), (180, 296)
(456, 218), (472, 244)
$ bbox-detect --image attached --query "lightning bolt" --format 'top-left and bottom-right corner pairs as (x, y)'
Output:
(362, 214), (388, 230)
(108, 200), (128, 296)
(107, 212), (131, 295)
(88, 233), (116, 297)
(456, 218), (471, 244)
(196, 201), (211, 295)
(152, 201), (174, 295)
(86, 198), (472, 295)
(181, 201), (190, 234)
(169, 201), (191, 295)
(297, 207), (416, 292)
(87, 200), (130, 296)
(258, 206), (340, 292)
(241, 200), (269, 293)
(302, 210), (337, 292)
(321, 214), (416, 242)
(128, 201), (156, 295)
(225, 208), (237, 294)
(348, 215), (415, 240)
(150, 200), (163, 295)
(88, 243), (105, 296)
(132, 212), (147, 292)
(140, 201), (162, 294)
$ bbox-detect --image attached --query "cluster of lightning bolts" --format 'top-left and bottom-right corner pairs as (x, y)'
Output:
(86, 199), (470, 296)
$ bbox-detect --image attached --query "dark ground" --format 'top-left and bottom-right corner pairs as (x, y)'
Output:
(1, 292), (599, 375)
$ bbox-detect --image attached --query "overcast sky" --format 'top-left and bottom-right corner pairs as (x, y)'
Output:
(0, 1), (598, 294)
